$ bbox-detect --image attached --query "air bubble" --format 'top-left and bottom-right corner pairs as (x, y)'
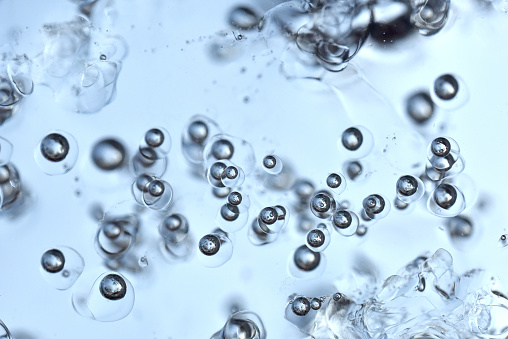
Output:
(142, 178), (173, 210)
(197, 231), (233, 268)
(0, 163), (21, 213)
(498, 234), (508, 247)
(344, 161), (364, 181)
(207, 161), (228, 188)
(221, 164), (245, 187)
(339, 126), (374, 159)
(446, 215), (474, 249)
(305, 224), (330, 252)
(216, 203), (249, 232)
(228, 6), (261, 30)
(131, 147), (167, 177)
(396, 175), (425, 203)
(257, 205), (288, 234)
(91, 138), (126, 171)
(427, 183), (466, 217)
(203, 134), (256, 175)
(211, 310), (266, 339)
(40, 246), (84, 290)
(211, 138), (234, 160)
(310, 190), (336, 219)
(326, 173), (346, 195)
(0, 137), (13, 166)
(332, 209), (359, 237)
(362, 194), (391, 219)
(411, 0), (450, 36)
(182, 115), (222, 165)
(0, 319), (12, 339)
(288, 244), (326, 279)
(140, 127), (171, 155)
(95, 216), (138, 260)
(159, 214), (189, 243)
(434, 74), (459, 100)
(262, 155), (283, 175)
(406, 91), (435, 124)
(212, 186), (231, 198)
(35, 131), (79, 175)
(72, 272), (135, 322)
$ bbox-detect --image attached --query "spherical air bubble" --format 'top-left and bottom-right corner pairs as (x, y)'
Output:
(217, 203), (249, 233)
(332, 209), (359, 237)
(288, 245), (326, 279)
(221, 164), (245, 187)
(362, 194), (390, 219)
(396, 175), (425, 203)
(248, 218), (279, 246)
(140, 127), (171, 155)
(0, 137), (13, 166)
(305, 224), (330, 252)
(326, 173), (346, 195)
(203, 134), (256, 175)
(446, 215), (474, 249)
(262, 155), (283, 175)
(207, 161), (228, 188)
(227, 191), (250, 213)
(0, 319), (12, 339)
(427, 137), (460, 162)
(344, 160), (364, 181)
(498, 234), (508, 248)
(212, 310), (266, 339)
(394, 197), (412, 212)
(310, 190), (336, 219)
(291, 296), (311, 317)
(91, 138), (126, 171)
(131, 147), (167, 177)
(40, 246), (84, 290)
(95, 220), (135, 260)
(182, 115), (222, 165)
(339, 126), (373, 159)
(406, 91), (435, 124)
(257, 205), (287, 234)
(292, 180), (315, 202)
(284, 294), (320, 335)
(142, 178), (173, 210)
(131, 174), (152, 205)
(434, 74), (458, 100)
(0, 163), (21, 211)
(35, 131), (78, 175)
(212, 186), (231, 198)
(197, 231), (233, 268)
(228, 6), (261, 30)
(159, 214), (189, 244)
(74, 272), (135, 322)
(427, 183), (465, 217)
(356, 225), (367, 237)
(411, 0), (450, 36)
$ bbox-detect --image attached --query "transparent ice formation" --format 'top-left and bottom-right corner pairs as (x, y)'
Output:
(285, 249), (508, 338)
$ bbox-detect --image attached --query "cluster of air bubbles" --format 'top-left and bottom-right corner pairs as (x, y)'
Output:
(91, 138), (127, 171)
(427, 182), (465, 217)
(131, 175), (173, 210)
(131, 128), (172, 177)
(326, 172), (346, 195)
(211, 310), (266, 339)
(305, 223), (330, 252)
(216, 191), (250, 232)
(41, 16), (127, 113)
(262, 154), (283, 175)
(410, 0), (450, 36)
(159, 213), (193, 261)
(40, 247), (85, 290)
(72, 272), (134, 322)
(362, 194), (390, 220)
(249, 205), (289, 245)
(332, 209), (359, 237)
(396, 175), (425, 203)
(340, 126), (374, 159)
(95, 215), (139, 261)
(35, 131), (79, 175)
(426, 137), (465, 180)
(197, 229), (233, 268)
(310, 190), (336, 219)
